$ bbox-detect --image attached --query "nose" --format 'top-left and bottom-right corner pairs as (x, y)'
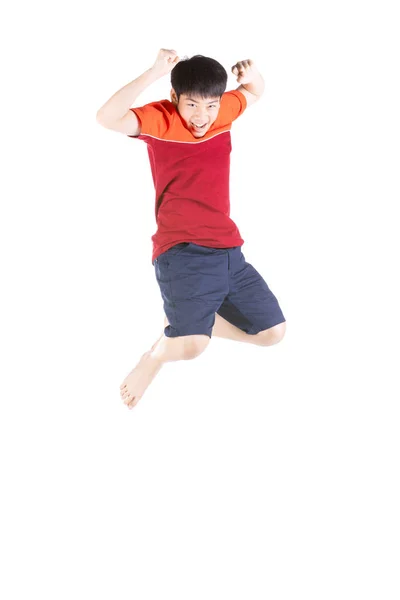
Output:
(193, 108), (207, 121)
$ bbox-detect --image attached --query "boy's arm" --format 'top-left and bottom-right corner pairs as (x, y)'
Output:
(231, 59), (265, 107)
(96, 49), (180, 135)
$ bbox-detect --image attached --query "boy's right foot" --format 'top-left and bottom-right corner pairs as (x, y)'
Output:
(119, 318), (169, 410)
(120, 350), (163, 410)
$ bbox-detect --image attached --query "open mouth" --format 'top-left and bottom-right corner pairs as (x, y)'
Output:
(191, 122), (207, 131)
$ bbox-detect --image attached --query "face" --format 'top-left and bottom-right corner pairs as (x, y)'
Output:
(171, 90), (221, 138)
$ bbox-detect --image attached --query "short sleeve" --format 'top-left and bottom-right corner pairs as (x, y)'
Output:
(127, 100), (173, 138)
(216, 89), (247, 127)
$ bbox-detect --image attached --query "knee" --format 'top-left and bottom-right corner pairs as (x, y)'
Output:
(183, 335), (210, 360)
(256, 321), (286, 346)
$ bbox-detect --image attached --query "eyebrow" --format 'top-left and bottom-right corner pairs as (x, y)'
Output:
(186, 98), (219, 104)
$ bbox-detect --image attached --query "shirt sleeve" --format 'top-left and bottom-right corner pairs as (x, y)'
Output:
(216, 89), (247, 127)
(127, 101), (171, 138)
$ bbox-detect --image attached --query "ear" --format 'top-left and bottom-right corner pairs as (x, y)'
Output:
(170, 88), (178, 105)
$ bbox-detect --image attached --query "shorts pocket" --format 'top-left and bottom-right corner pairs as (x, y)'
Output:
(164, 243), (191, 257)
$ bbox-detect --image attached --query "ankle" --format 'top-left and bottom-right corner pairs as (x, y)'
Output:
(148, 349), (165, 365)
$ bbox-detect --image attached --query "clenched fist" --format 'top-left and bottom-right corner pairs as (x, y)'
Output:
(151, 48), (180, 78)
(231, 59), (258, 85)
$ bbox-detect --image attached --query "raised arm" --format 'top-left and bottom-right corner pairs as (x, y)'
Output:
(231, 59), (265, 107)
(96, 49), (180, 135)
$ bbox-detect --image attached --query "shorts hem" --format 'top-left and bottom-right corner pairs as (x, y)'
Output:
(164, 326), (212, 339)
(247, 317), (286, 335)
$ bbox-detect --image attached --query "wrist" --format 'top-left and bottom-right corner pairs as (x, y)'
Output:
(242, 74), (265, 95)
(148, 64), (170, 80)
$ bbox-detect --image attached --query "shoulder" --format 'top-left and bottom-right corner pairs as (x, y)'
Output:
(130, 100), (176, 138)
(215, 89), (247, 127)
(221, 89), (247, 110)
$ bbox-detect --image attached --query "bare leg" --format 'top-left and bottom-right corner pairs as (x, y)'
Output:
(162, 313), (285, 346)
(162, 313), (260, 345)
(120, 332), (209, 410)
(211, 313), (261, 344)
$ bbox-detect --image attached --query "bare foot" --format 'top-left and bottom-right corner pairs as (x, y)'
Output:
(120, 317), (169, 410)
(120, 351), (163, 410)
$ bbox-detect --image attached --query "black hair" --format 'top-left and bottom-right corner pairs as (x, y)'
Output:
(171, 55), (227, 100)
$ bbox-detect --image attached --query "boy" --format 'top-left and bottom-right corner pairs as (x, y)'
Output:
(96, 49), (286, 410)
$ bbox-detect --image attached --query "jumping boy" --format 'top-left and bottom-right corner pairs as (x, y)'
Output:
(96, 49), (286, 410)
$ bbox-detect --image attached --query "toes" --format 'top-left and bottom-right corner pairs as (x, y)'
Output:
(121, 391), (135, 407)
(119, 388), (141, 409)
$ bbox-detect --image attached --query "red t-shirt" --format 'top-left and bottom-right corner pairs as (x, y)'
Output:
(128, 89), (247, 263)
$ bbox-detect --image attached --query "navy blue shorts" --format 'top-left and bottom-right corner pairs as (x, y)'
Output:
(154, 243), (285, 338)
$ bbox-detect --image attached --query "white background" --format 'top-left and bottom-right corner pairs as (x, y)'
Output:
(1, 1), (399, 598)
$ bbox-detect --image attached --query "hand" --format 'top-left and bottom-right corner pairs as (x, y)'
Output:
(151, 48), (180, 78)
(231, 59), (258, 85)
